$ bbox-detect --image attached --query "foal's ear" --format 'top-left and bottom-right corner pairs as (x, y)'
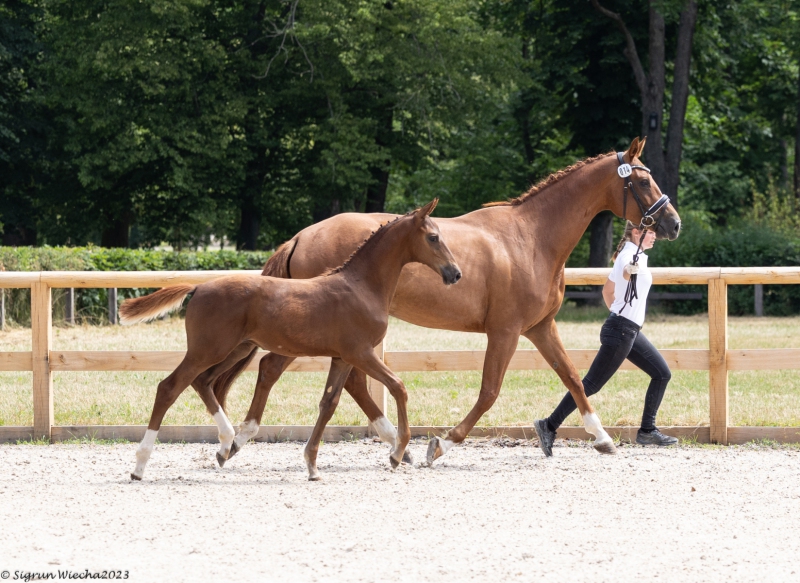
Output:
(415, 198), (439, 222)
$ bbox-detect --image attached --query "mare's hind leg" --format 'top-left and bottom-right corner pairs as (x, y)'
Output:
(304, 358), (353, 481)
(524, 318), (614, 454)
(191, 343), (257, 467)
(131, 359), (206, 481)
(227, 352), (297, 462)
(342, 368), (413, 465)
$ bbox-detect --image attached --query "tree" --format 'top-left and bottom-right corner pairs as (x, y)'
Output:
(590, 0), (699, 209)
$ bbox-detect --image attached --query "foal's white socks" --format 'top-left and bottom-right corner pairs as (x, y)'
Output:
(582, 412), (614, 447)
(132, 429), (158, 480)
(213, 410), (236, 459)
(234, 418), (259, 449)
(372, 416), (398, 449)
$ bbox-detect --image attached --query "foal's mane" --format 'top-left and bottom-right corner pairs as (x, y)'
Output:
(483, 151), (614, 207)
(323, 209), (417, 276)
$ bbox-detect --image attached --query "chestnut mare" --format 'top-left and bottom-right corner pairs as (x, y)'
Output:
(222, 137), (681, 464)
(120, 200), (461, 481)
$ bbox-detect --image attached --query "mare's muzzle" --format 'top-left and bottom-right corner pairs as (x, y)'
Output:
(655, 214), (681, 241)
(441, 264), (462, 285)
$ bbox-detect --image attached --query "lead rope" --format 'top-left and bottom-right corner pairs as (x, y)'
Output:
(618, 220), (647, 315)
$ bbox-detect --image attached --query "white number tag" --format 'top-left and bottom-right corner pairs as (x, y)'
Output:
(617, 164), (632, 178)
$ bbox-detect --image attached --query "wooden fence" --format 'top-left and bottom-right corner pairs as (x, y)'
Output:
(0, 267), (799, 446)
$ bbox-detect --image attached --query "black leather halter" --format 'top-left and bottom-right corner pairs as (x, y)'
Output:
(615, 152), (671, 315)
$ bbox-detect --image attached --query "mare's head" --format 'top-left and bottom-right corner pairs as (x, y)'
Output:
(614, 137), (681, 241)
(408, 199), (462, 285)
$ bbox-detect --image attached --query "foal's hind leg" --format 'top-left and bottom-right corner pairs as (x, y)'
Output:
(304, 358), (353, 481)
(226, 352), (296, 462)
(191, 343), (257, 467)
(131, 359), (206, 481)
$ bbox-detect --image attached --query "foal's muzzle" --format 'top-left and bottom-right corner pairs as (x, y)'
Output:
(441, 264), (462, 285)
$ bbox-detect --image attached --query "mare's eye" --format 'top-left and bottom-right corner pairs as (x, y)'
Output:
(428, 234), (439, 243)
(640, 179), (650, 188)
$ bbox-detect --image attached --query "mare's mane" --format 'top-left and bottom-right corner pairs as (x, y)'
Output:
(323, 208), (418, 276)
(483, 151), (614, 207)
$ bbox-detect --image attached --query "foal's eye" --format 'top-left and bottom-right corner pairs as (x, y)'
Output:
(428, 234), (439, 243)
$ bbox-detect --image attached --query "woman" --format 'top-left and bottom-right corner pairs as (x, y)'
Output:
(534, 221), (678, 456)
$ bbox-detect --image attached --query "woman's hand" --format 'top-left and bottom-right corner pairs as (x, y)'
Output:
(623, 262), (639, 281)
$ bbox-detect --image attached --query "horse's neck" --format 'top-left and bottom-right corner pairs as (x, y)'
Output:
(341, 219), (412, 308)
(516, 157), (614, 267)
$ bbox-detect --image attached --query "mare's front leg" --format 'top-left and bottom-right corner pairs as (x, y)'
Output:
(524, 318), (615, 454)
(304, 358), (353, 481)
(427, 331), (519, 464)
(226, 352), (297, 462)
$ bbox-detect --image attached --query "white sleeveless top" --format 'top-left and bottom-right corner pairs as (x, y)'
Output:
(608, 241), (652, 326)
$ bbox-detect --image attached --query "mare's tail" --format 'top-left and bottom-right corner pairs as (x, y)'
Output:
(119, 285), (196, 325)
(261, 238), (297, 278)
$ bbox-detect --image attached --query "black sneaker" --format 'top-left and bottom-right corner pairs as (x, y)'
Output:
(636, 428), (678, 446)
(534, 419), (556, 457)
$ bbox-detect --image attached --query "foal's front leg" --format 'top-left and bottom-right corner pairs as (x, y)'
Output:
(304, 358), (353, 480)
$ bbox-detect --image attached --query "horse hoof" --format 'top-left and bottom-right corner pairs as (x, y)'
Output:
(227, 441), (240, 460)
(130, 473), (141, 481)
(308, 474), (322, 482)
(390, 453), (402, 469)
(216, 452), (227, 467)
(402, 449), (414, 465)
(594, 440), (617, 455)
(426, 437), (443, 465)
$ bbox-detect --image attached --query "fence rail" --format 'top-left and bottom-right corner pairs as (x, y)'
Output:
(0, 267), (799, 445)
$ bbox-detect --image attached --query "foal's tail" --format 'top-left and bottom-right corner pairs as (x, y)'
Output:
(261, 238), (297, 278)
(119, 285), (196, 325)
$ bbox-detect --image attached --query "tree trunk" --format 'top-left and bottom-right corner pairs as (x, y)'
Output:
(587, 211), (615, 305)
(663, 0), (699, 207)
(365, 106), (393, 213)
(795, 66), (800, 205)
(101, 215), (130, 248)
(592, 0), (698, 210)
(237, 196), (260, 250)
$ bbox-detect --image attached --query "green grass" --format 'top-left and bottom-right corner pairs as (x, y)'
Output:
(0, 312), (798, 428)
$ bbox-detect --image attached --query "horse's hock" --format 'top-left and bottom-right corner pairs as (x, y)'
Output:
(1, 267), (800, 445)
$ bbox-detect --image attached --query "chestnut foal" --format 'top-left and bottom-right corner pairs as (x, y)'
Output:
(120, 200), (461, 481)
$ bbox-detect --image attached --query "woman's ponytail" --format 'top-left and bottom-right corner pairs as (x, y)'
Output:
(611, 221), (637, 262)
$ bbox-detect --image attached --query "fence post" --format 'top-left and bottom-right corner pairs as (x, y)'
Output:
(754, 283), (763, 317)
(1, 288), (4, 331)
(108, 288), (118, 325)
(31, 282), (53, 441)
(65, 288), (75, 325)
(709, 278), (728, 445)
(367, 340), (387, 432)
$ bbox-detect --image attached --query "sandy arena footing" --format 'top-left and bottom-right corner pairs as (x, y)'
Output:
(1, 438), (799, 582)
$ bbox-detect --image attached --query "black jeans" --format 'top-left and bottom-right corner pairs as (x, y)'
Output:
(546, 313), (671, 433)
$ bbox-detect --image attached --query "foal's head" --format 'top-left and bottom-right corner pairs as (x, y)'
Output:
(408, 199), (462, 285)
(616, 137), (682, 241)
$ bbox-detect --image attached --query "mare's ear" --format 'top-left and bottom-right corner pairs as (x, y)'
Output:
(415, 198), (439, 223)
(626, 137), (640, 161)
(637, 136), (647, 158)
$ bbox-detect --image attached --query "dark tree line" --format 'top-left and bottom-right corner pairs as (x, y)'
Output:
(1, 0), (798, 262)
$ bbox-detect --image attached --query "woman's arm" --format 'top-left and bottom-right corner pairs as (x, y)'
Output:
(602, 278), (615, 309)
